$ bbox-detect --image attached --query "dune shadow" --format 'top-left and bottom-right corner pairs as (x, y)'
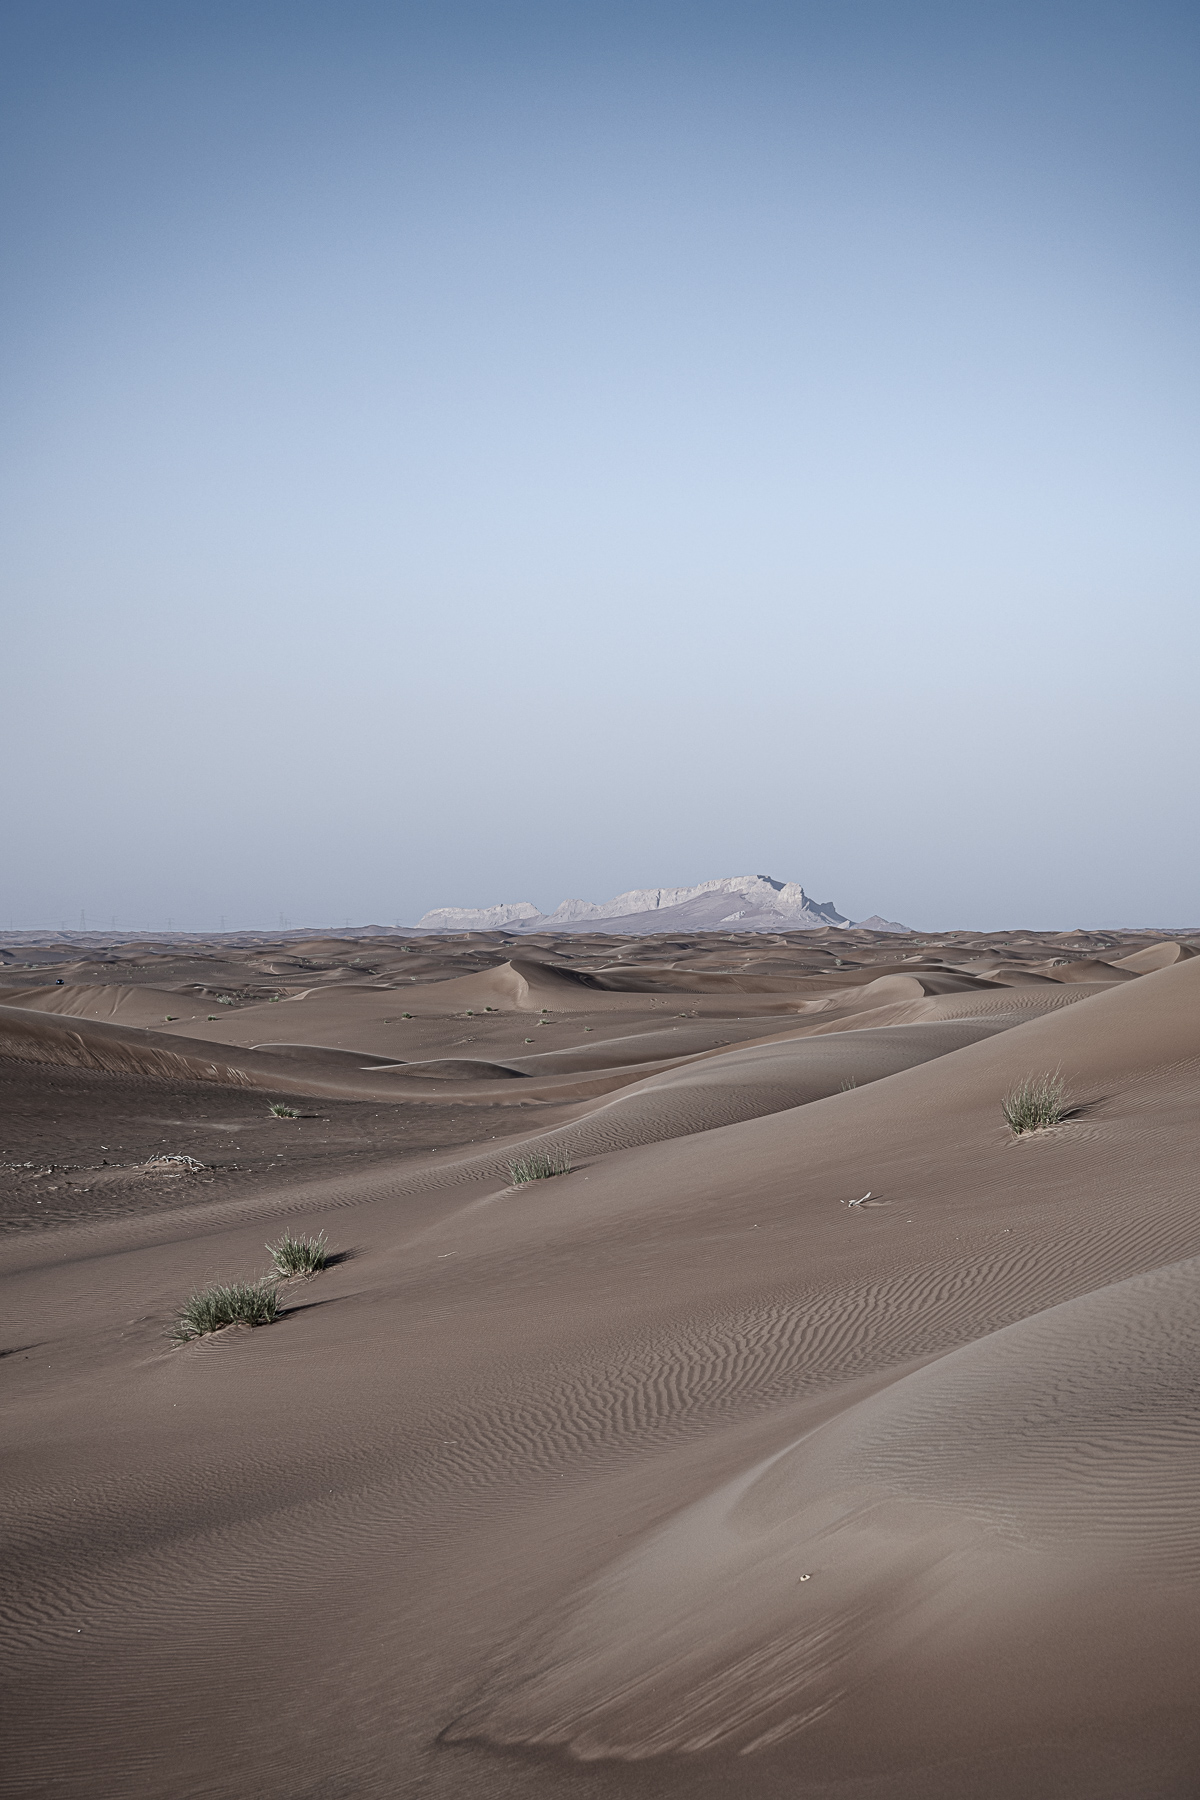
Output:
(1062, 1094), (1107, 1121)
(277, 1292), (354, 1318)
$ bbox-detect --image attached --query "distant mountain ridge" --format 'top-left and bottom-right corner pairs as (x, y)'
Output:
(416, 875), (909, 936)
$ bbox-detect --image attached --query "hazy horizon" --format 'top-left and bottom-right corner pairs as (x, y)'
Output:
(4, 2), (1198, 933)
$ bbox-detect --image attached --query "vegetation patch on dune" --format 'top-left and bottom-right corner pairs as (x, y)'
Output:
(171, 1279), (279, 1342)
(268, 1102), (300, 1118)
(507, 1147), (573, 1184)
(267, 1228), (328, 1278)
(1003, 1071), (1069, 1134)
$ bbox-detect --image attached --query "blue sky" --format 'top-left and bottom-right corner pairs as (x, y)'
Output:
(3, 2), (1198, 930)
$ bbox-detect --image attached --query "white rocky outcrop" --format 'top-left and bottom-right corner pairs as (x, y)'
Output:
(415, 900), (543, 932)
(415, 875), (867, 935)
(541, 876), (846, 929)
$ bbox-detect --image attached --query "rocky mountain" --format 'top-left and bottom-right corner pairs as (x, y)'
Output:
(416, 875), (904, 936)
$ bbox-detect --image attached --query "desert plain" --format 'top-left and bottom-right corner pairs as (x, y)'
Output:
(2, 920), (1200, 1799)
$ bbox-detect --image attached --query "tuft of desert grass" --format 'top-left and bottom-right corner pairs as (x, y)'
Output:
(171, 1279), (279, 1342)
(1002, 1071), (1069, 1135)
(507, 1146), (573, 1184)
(266, 1229), (328, 1279)
(268, 1102), (300, 1118)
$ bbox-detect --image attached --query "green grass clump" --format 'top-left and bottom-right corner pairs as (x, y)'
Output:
(1003, 1071), (1069, 1134)
(268, 1102), (300, 1118)
(267, 1229), (328, 1278)
(507, 1147), (573, 1184)
(171, 1279), (279, 1342)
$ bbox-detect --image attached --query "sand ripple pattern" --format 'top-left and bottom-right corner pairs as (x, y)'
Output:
(14, 1165), (1195, 1666)
(447, 1256), (1200, 1762)
(420, 1192), (1200, 1507)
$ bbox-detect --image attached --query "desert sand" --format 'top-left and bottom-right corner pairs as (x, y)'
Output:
(3, 920), (1200, 1799)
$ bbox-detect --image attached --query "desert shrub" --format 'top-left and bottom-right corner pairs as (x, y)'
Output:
(507, 1146), (573, 1184)
(1003, 1071), (1069, 1134)
(171, 1280), (279, 1342)
(266, 1229), (328, 1278)
(268, 1102), (300, 1118)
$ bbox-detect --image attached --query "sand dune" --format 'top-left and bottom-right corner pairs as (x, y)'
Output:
(789, 976), (1111, 1034)
(358, 1018), (1016, 1167)
(2, 923), (1199, 1800)
(1032, 956), (1139, 983)
(1110, 937), (1197, 973)
(0, 982), (221, 1026)
(0, 1003), (419, 1099)
(450, 1254), (1200, 1765)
